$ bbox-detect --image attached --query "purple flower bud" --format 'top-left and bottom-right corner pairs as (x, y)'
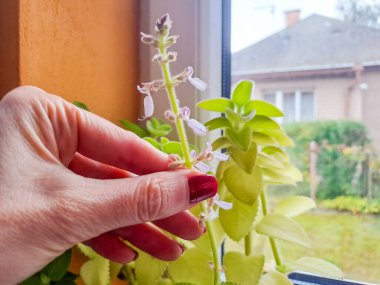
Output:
(155, 13), (172, 35)
(164, 110), (176, 121)
(179, 106), (191, 121)
(187, 119), (207, 136)
(183, 66), (194, 78)
(213, 152), (229, 161)
(143, 94), (154, 118)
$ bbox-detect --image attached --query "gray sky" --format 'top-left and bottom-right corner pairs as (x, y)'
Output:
(231, 0), (340, 52)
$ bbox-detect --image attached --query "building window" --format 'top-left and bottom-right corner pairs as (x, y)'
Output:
(264, 90), (314, 123)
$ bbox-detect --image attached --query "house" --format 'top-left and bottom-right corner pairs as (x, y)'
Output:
(232, 11), (380, 150)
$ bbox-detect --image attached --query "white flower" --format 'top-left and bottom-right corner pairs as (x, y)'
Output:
(194, 161), (211, 173)
(137, 85), (154, 119)
(185, 66), (207, 91)
(212, 194), (233, 210)
(179, 107), (207, 136)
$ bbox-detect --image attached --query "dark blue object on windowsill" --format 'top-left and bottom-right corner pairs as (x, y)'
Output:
(288, 272), (378, 285)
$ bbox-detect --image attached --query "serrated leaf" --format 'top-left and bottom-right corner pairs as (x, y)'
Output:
(255, 214), (310, 248)
(168, 248), (213, 285)
(229, 143), (257, 173)
(262, 146), (288, 162)
(231, 80), (254, 107)
(252, 132), (277, 146)
(212, 137), (232, 150)
(224, 165), (262, 204)
(245, 100), (284, 117)
(73, 101), (89, 111)
(41, 250), (72, 281)
(287, 257), (343, 279)
(80, 251), (110, 285)
(226, 128), (251, 150)
(147, 118), (173, 137)
(224, 252), (264, 285)
(220, 196), (259, 241)
(204, 117), (232, 131)
(274, 196), (316, 217)
(197, 98), (234, 113)
(246, 115), (280, 130)
(258, 271), (292, 285)
(283, 162), (303, 182)
(119, 119), (149, 138)
(257, 153), (286, 171)
(162, 141), (183, 156)
(135, 251), (168, 285)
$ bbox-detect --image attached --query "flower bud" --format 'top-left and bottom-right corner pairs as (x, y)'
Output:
(155, 13), (172, 36)
(164, 110), (177, 122)
(164, 35), (179, 48)
(167, 52), (177, 62)
(140, 32), (158, 46)
(152, 54), (165, 63)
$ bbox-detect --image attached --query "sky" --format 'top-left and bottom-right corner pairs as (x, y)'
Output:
(231, 0), (341, 52)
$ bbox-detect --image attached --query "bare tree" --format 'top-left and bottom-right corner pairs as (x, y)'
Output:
(337, 0), (380, 28)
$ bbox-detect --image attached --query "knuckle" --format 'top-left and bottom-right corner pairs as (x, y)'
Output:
(135, 176), (169, 222)
(2, 86), (46, 106)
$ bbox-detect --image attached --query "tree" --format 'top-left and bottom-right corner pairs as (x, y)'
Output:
(337, 0), (380, 28)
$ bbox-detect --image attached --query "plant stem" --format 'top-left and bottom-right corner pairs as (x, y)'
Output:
(158, 37), (219, 285)
(200, 203), (220, 285)
(260, 189), (282, 267)
(244, 231), (252, 256)
(123, 264), (137, 285)
(159, 39), (192, 168)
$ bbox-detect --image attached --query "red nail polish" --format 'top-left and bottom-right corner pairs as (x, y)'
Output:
(188, 175), (218, 203)
(178, 243), (185, 254)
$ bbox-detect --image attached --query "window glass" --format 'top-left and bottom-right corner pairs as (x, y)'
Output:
(301, 91), (314, 121)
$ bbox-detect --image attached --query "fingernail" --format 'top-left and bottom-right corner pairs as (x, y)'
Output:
(178, 243), (185, 254)
(188, 175), (218, 203)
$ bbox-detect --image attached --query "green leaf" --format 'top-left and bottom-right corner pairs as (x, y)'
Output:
(147, 118), (173, 137)
(261, 167), (295, 185)
(197, 98), (234, 113)
(252, 132), (277, 146)
(80, 251), (110, 285)
(73, 101), (89, 111)
(220, 282), (239, 285)
(204, 117), (232, 131)
(156, 278), (174, 285)
(212, 137), (232, 150)
(274, 196), (316, 217)
(226, 128), (251, 150)
(144, 137), (161, 150)
(257, 153), (286, 171)
(168, 248), (213, 285)
(263, 129), (294, 147)
(246, 115), (280, 130)
(224, 165), (262, 204)
(229, 142), (257, 173)
(258, 271), (292, 285)
(19, 274), (42, 285)
(192, 218), (225, 254)
(255, 214), (311, 248)
(41, 249), (72, 281)
(283, 162), (303, 182)
(162, 141), (183, 156)
(135, 251), (168, 285)
(219, 196), (259, 241)
(245, 100), (284, 117)
(231, 80), (254, 107)
(174, 283), (196, 285)
(224, 252), (264, 285)
(109, 262), (123, 280)
(287, 257), (343, 279)
(262, 146), (288, 162)
(119, 119), (149, 138)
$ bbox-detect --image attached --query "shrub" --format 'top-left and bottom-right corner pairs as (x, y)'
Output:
(284, 121), (373, 199)
(322, 196), (380, 215)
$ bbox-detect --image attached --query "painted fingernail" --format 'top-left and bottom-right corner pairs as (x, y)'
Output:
(178, 243), (185, 254)
(188, 175), (218, 203)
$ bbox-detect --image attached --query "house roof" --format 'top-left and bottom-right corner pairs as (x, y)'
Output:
(232, 14), (380, 75)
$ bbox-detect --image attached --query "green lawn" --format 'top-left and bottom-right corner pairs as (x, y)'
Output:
(279, 211), (380, 284)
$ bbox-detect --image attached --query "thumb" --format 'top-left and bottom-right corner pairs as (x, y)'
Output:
(64, 169), (217, 240)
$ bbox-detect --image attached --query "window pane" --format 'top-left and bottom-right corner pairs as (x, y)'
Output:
(301, 92), (314, 121)
(283, 92), (295, 123)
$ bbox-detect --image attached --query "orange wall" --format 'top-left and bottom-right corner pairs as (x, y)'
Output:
(1, 0), (139, 123)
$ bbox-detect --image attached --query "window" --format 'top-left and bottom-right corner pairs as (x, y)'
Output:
(264, 90), (314, 123)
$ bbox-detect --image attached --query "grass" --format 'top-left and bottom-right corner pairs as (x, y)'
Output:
(279, 211), (380, 284)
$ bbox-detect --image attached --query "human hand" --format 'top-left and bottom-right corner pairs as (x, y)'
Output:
(0, 86), (217, 284)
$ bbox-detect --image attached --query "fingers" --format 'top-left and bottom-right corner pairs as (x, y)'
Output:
(66, 170), (217, 240)
(70, 101), (171, 175)
(84, 232), (137, 264)
(69, 153), (134, 179)
(114, 224), (184, 261)
(153, 211), (206, 240)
